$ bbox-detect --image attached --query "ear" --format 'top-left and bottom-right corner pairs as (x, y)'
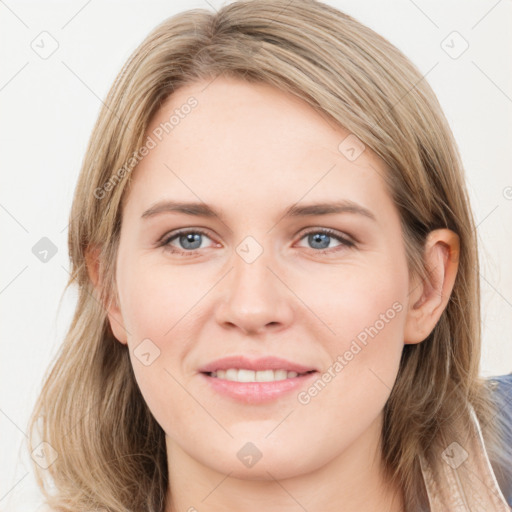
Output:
(85, 245), (128, 345)
(404, 229), (460, 345)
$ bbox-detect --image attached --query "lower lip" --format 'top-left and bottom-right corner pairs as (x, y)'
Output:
(200, 371), (318, 404)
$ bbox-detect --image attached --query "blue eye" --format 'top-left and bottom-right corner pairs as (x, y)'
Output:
(160, 229), (215, 255)
(159, 228), (355, 256)
(297, 228), (355, 253)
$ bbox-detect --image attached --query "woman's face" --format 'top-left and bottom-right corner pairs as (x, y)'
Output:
(108, 76), (416, 480)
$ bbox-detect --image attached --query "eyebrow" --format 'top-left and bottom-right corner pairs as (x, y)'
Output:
(141, 199), (377, 223)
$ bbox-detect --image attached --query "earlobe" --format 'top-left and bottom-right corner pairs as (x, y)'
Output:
(85, 245), (128, 345)
(404, 229), (460, 345)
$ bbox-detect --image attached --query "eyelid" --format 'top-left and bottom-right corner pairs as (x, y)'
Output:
(158, 227), (218, 249)
(159, 226), (357, 257)
(296, 226), (356, 245)
(294, 227), (356, 253)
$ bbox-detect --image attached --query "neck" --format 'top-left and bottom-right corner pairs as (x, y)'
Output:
(164, 413), (405, 512)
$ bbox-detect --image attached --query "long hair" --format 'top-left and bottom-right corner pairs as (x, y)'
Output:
(28, 1), (512, 510)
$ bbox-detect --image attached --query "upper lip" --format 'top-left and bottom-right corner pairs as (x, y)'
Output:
(199, 356), (318, 374)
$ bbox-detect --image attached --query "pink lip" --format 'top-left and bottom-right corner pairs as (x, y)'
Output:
(198, 355), (317, 374)
(199, 371), (318, 404)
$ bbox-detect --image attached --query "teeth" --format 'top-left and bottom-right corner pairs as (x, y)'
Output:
(211, 368), (303, 382)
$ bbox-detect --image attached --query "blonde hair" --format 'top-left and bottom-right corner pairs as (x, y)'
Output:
(28, 0), (512, 510)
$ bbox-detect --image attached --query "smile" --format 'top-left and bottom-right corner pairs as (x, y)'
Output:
(206, 368), (315, 382)
(200, 370), (318, 404)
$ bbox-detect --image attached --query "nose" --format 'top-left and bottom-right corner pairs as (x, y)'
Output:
(214, 244), (295, 336)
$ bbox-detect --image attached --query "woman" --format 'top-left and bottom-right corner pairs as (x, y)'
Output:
(28, 0), (512, 510)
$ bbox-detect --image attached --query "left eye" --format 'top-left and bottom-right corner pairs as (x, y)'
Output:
(159, 228), (355, 255)
(160, 229), (216, 254)
(296, 229), (355, 252)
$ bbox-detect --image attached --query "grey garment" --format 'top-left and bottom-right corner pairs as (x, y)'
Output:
(488, 372), (512, 507)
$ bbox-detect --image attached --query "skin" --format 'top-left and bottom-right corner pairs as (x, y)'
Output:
(87, 76), (460, 512)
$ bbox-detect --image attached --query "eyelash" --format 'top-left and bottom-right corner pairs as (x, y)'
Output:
(158, 227), (356, 257)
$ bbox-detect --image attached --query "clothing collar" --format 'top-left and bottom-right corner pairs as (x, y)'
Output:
(419, 404), (510, 511)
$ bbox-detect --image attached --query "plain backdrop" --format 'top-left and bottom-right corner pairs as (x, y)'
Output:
(1, 0), (511, 510)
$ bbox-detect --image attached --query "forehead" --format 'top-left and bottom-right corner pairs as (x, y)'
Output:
(125, 77), (391, 217)
(146, 77), (356, 164)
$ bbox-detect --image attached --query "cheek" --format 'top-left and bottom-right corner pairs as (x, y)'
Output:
(117, 259), (209, 424)
(119, 257), (208, 339)
(336, 280), (405, 347)
(302, 264), (407, 402)
(299, 258), (407, 344)
(294, 277), (406, 457)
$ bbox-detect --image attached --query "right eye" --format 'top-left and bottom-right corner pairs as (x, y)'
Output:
(295, 227), (356, 254)
(159, 228), (219, 256)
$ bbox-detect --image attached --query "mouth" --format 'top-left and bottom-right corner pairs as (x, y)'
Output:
(202, 368), (317, 383)
(199, 368), (319, 404)
(198, 355), (318, 375)
(197, 355), (319, 403)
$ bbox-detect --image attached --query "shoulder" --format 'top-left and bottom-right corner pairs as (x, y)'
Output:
(485, 372), (512, 506)
(486, 372), (512, 402)
(486, 372), (512, 423)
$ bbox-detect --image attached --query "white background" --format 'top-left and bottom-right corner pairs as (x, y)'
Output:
(1, 0), (511, 509)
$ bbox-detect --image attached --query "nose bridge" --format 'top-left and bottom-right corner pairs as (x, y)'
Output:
(214, 233), (293, 334)
(233, 237), (274, 294)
